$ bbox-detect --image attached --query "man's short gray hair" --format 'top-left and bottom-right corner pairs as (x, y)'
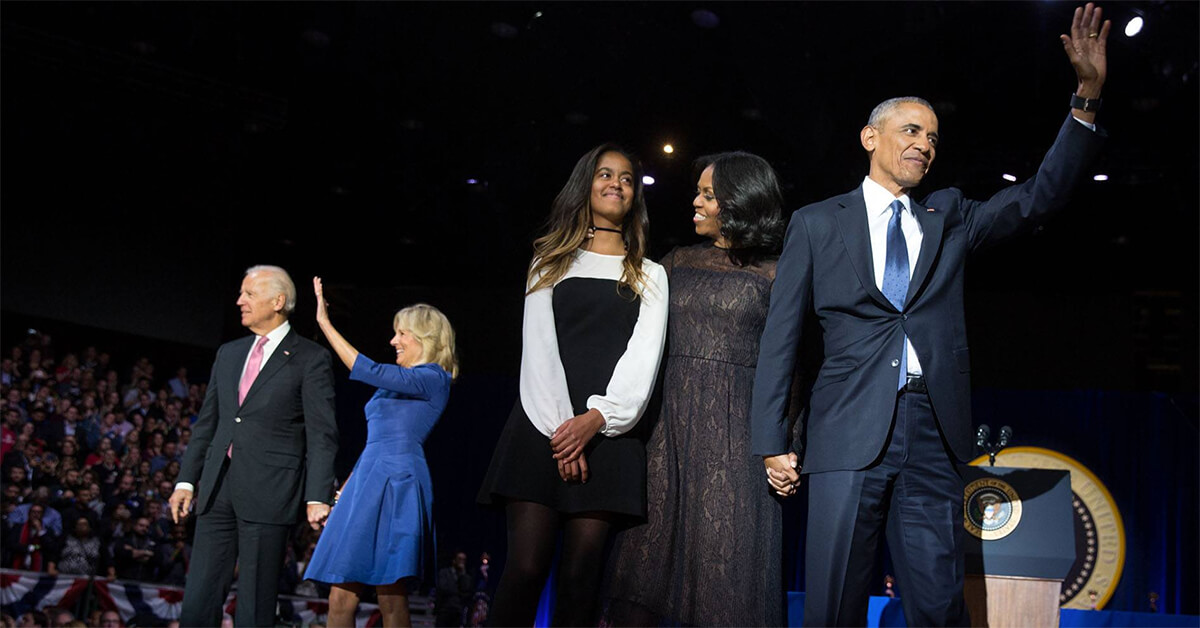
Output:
(245, 265), (297, 316)
(868, 97), (935, 128)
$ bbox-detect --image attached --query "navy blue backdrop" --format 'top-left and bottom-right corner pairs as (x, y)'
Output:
(968, 388), (1199, 615)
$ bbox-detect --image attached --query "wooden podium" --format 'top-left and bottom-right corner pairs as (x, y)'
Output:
(960, 466), (1075, 628)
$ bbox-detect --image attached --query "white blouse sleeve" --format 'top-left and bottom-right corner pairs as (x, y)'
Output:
(587, 262), (670, 436)
(518, 274), (576, 438)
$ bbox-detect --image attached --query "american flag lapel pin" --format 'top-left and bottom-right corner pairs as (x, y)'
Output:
(927, 207), (936, 212)
(284, 350), (291, 356)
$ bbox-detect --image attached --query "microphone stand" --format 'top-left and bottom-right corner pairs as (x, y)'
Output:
(975, 425), (1013, 466)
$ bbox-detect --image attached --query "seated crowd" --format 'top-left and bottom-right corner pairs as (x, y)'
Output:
(0, 331), (324, 594)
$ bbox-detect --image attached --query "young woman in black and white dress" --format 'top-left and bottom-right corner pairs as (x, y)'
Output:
(478, 143), (668, 627)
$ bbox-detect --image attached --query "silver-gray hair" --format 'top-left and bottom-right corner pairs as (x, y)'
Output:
(867, 97), (935, 128)
(245, 265), (297, 315)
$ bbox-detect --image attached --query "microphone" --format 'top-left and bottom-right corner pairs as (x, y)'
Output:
(975, 424), (991, 450)
(997, 426), (1012, 450)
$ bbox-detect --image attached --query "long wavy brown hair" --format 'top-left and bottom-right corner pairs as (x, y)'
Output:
(526, 143), (650, 296)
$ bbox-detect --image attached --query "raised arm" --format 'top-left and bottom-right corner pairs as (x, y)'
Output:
(313, 276), (359, 370)
(957, 3), (1110, 251)
(1061, 2), (1110, 126)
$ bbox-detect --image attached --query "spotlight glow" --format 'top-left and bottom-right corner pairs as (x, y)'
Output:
(642, 175), (656, 185)
(466, 178), (478, 185)
(1093, 174), (1109, 182)
(662, 144), (674, 154)
(1002, 174), (1018, 182)
(1124, 16), (1143, 37)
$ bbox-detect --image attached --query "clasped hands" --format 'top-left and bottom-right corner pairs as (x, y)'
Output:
(307, 503), (331, 530)
(764, 452), (800, 498)
(550, 408), (606, 483)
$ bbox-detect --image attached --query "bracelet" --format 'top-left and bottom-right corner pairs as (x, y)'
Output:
(1069, 93), (1102, 113)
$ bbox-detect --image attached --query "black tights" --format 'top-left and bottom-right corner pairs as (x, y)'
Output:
(488, 501), (614, 627)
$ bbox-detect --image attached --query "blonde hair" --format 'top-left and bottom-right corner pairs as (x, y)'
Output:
(393, 304), (459, 380)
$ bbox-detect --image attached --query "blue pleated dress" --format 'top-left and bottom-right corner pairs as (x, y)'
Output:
(304, 355), (451, 586)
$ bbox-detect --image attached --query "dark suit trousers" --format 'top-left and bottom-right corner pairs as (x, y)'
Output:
(180, 459), (291, 628)
(804, 389), (970, 627)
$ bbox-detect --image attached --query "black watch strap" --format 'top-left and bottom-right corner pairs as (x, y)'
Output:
(1070, 93), (1102, 112)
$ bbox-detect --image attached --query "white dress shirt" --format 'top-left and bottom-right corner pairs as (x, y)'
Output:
(862, 176), (924, 376)
(239, 321), (291, 384)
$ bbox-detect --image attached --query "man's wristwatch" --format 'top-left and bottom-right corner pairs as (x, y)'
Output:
(1070, 93), (1102, 112)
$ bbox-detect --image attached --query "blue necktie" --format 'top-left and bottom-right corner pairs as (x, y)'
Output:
(882, 199), (909, 389)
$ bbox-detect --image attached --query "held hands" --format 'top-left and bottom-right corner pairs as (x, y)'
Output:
(307, 503), (332, 530)
(168, 488), (193, 523)
(1061, 2), (1111, 97)
(763, 452), (800, 498)
(549, 409), (605, 465)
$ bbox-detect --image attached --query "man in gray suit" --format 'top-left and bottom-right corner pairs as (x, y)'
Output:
(170, 265), (338, 627)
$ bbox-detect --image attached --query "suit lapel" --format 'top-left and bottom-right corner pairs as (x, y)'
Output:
(225, 336), (254, 404)
(239, 329), (298, 409)
(906, 198), (944, 306)
(834, 189), (893, 311)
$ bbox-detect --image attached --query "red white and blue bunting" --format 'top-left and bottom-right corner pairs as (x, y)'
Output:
(2, 570), (403, 627)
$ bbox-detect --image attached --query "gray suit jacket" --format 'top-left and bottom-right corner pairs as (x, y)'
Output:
(178, 328), (338, 524)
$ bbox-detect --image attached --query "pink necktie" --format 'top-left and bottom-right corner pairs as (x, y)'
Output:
(238, 336), (269, 405)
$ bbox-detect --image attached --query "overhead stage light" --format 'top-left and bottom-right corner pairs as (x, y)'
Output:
(1124, 16), (1144, 37)
(662, 144), (674, 154)
(1093, 174), (1109, 182)
(642, 176), (656, 186)
(1002, 174), (1018, 182)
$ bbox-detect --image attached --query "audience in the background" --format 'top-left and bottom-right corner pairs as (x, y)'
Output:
(0, 330), (347, 594)
(1, 328), (489, 628)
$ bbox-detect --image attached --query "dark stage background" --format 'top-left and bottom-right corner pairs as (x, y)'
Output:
(2, 1), (1197, 616)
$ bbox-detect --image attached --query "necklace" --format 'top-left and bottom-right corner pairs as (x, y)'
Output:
(586, 225), (623, 239)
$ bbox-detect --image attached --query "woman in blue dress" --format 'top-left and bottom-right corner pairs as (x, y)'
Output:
(306, 277), (459, 628)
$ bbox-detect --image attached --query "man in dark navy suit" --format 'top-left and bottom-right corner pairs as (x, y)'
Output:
(751, 4), (1111, 626)
(170, 265), (338, 627)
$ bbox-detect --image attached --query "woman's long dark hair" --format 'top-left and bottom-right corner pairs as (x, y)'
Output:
(527, 143), (651, 295)
(696, 151), (785, 266)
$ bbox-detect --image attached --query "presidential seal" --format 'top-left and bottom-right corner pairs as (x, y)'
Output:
(971, 447), (1125, 610)
(963, 477), (1022, 540)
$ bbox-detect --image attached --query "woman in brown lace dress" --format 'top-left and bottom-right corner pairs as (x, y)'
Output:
(605, 151), (789, 626)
